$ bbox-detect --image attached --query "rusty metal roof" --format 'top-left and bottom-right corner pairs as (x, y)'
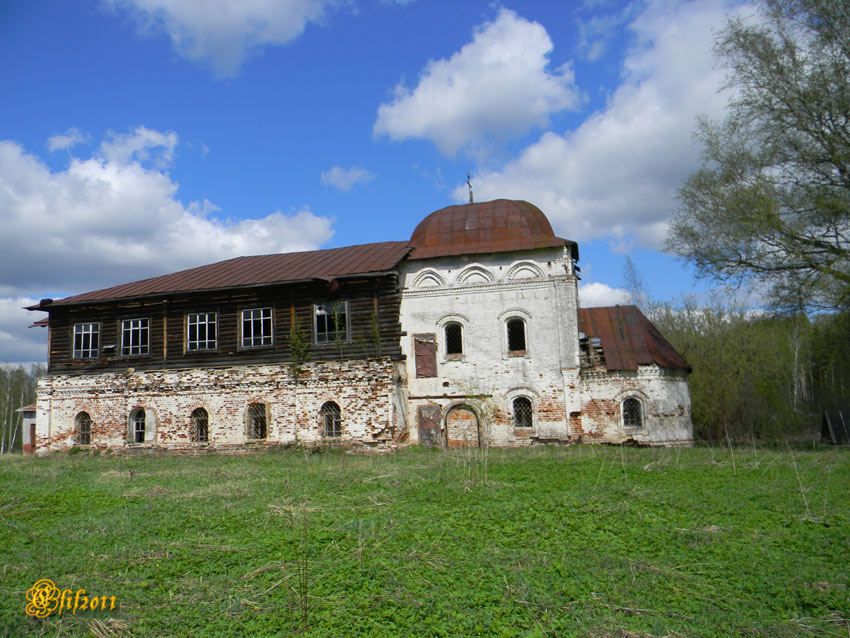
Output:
(409, 199), (575, 260)
(29, 318), (49, 328)
(44, 241), (412, 306)
(16, 403), (36, 413)
(579, 305), (690, 372)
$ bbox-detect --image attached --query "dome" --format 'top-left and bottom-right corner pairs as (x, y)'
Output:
(408, 199), (573, 260)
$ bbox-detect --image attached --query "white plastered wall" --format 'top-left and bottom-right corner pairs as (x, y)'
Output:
(399, 245), (581, 445)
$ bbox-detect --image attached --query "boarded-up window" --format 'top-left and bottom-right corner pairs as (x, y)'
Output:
(417, 404), (441, 447)
(414, 334), (437, 377)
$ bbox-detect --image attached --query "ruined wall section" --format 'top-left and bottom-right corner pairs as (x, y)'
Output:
(34, 358), (399, 454)
(399, 246), (580, 447)
(575, 366), (693, 446)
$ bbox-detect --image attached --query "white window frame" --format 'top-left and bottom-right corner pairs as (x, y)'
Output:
(121, 318), (150, 356)
(186, 312), (217, 351)
(241, 307), (273, 348)
(72, 322), (100, 358)
(314, 301), (349, 345)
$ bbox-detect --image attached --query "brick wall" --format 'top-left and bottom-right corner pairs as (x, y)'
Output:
(35, 358), (401, 453)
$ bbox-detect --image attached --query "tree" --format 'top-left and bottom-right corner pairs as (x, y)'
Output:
(668, 0), (850, 311)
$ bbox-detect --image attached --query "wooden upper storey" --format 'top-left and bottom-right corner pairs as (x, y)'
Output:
(44, 276), (403, 374)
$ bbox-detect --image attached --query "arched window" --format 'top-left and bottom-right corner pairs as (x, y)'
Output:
(191, 408), (209, 443)
(445, 322), (463, 358)
(321, 401), (341, 438)
(75, 412), (91, 446)
(247, 403), (267, 439)
(623, 398), (643, 427)
(130, 408), (146, 443)
(513, 397), (533, 429)
(507, 318), (526, 354)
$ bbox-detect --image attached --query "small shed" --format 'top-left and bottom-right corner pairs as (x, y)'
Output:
(822, 409), (849, 445)
(16, 403), (37, 455)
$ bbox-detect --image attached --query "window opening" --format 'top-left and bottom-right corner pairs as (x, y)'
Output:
(73, 323), (99, 358)
(507, 318), (526, 353)
(247, 403), (267, 439)
(513, 397), (533, 428)
(187, 313), (217, 351)
(122, 318), (149, 356)
(76, 412), (91, 445)
(445, 323), (463, 357)
(314, 301), (348, 344)
(623, 398), (643, 427)
(131, 409), (146, 443)
(192, 408), (209, 443)
(321, 401), (341, 437)
(242, 308), (273, 348)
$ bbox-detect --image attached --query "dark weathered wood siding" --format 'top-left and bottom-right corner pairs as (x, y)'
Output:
(46, 275), (403, 374)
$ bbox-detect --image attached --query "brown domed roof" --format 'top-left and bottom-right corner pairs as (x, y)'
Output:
(409, 199), (574, 260)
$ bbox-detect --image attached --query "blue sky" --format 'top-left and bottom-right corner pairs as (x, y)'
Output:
(0, 0), (742, 363)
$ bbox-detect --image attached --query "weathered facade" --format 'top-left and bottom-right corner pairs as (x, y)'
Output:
(28, 200), (693, 454)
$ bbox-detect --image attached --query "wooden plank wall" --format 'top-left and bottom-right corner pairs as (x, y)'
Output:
(47, 275), (403, 374)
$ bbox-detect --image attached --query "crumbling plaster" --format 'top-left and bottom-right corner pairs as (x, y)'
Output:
(35, 358), (401, 454)
(399, 246), (582, 445)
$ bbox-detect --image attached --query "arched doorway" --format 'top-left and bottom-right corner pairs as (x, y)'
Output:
(445, 405), (480, 448)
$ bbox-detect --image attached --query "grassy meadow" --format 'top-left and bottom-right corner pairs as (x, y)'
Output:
(1, 445), (848, 637)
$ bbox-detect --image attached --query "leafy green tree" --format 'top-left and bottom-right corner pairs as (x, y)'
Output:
(669, 0), (850, 311)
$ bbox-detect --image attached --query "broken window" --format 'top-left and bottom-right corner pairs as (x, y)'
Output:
(75, 412), (91, 446)
(121, 318), (149, 356)
(187, 313), (217, 351)
(507, 318), (526, 354)
(321, 401), (341, 438)
(73, 322), (100, 358)
(623, 398), (643, 427)
(247, 403), (267, 439)
(314, 301), (348, 344)
(513, 397), (533, 428)
(242, 308), (273, 348)
(130, 408), (146, 443)
(445, 323), (463, 358)
(191, 407), (209, 443)
(413, 334), (437, 377)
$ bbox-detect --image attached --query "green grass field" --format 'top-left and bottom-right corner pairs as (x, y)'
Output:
(1, 445), (848, 637)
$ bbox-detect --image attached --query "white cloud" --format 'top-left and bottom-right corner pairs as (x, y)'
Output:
(99, 126), (178, 167)
(0, 297), (47, 365)
(0, 128), (335, 363)
(105, 0), (336, 77)
(374, 8), (579, 156)
(454, 0), (739, 249)
(579, 282), (632, 307)
(46, 127), (89, 152)
(321, 165), (376, 191)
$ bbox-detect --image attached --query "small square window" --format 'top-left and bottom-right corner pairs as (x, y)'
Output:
(187, 313), (217, 351)
(73, 323), (100, 358)
(121, 318), (149, 356)
(241, 308), (273, 348)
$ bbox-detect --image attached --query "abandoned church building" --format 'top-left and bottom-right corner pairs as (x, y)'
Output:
(27, 199), (693, 454)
